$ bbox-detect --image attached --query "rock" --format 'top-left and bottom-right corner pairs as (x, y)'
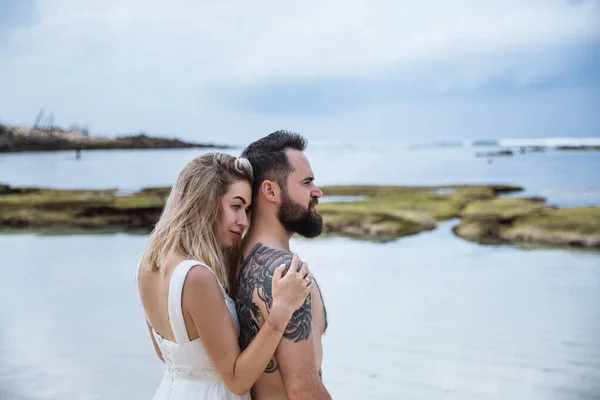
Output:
(475, 149), (513, 157)
(459, 197), (549, 221)
(503, 207), (600, 248)
(519, 146), (545, 153)
(452, 218), (501, 241)
(454, 200), (600, 249)
(556, 145), (600, 152)
(0, 188), (164, 232)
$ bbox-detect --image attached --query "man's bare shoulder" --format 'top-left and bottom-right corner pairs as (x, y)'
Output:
(241, 243), (295, 275)
(235, 244), (297, 304)
(235, 242), (312, 348)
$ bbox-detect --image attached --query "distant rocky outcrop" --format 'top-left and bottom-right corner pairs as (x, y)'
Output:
(556, 145), (600, 151)
(472, 144), (600, 159)
(0, 123), (230, 153)
(475, 149), (513, 157)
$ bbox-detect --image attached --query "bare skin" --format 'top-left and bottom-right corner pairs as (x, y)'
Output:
(138, 181), (314, 396)
(235, 245), (328, 400)
(234, 149), (331, 400)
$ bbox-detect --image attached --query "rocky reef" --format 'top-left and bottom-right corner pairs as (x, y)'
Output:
(2, 183), (597, 250)
(555, 145), (600, 151)
(0, 184), (165, 232)
(317, 184), (519, 241)
(453, 198), (600, 248)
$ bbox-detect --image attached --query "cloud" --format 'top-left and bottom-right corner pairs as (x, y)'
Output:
(224, 41), (600, 115)
(6, 0), (598, 81)
(0, 0), (598, 140)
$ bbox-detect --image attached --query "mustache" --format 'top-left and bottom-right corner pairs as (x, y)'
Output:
(310, 197), (319, 207)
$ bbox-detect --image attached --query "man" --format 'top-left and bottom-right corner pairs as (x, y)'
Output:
(233, 131), (331, 400)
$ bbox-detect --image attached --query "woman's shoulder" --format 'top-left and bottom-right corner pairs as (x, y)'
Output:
(182, 264), (229, 320)
(183, 263), (225, 300)
(185, 263), (220, 287)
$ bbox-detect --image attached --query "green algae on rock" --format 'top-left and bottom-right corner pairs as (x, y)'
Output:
(0, 186), (163, 231)
(1, 183), (598, 249)
(453, 198), (600, 249)
(317, 184), (522, 241)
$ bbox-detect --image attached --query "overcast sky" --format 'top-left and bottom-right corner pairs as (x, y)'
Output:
(1, 0), (599, 144)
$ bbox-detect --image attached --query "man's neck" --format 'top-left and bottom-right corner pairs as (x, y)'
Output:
(244, 212), (293, 254)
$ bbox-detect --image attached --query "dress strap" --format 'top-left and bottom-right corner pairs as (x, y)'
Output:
(168, 259), (223, 344)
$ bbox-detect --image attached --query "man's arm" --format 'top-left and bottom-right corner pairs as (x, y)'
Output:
(236, 246), (331, 400)
(272, 286), (330, 400)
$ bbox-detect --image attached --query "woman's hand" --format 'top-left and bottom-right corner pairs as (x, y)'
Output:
(269, 254), (312, 326)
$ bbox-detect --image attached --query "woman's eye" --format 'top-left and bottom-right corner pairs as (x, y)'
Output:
(232, 205), (241, 210)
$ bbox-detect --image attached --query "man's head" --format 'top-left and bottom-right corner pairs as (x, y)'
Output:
(241, 130), (323, 238)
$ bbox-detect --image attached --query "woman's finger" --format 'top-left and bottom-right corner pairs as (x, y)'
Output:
(273, 264), (286, 280)
(287, 254), (299, 276)
(304, 272), (313, 287)
(298, 261), (309, 279)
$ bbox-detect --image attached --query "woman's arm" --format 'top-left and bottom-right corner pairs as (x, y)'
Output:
(182, 258), (311, 395)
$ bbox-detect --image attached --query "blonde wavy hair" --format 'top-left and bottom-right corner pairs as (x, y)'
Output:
(141, 153), (253, 291)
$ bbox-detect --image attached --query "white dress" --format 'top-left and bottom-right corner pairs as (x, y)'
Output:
(138, 259), (252, 400)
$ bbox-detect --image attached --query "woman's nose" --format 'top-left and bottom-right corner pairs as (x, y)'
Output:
(237, 212), (249, 228)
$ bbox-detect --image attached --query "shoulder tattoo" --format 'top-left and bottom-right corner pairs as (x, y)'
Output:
(234, 244), (313, 373)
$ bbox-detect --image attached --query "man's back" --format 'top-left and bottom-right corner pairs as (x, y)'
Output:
(234, 243), (329, 400)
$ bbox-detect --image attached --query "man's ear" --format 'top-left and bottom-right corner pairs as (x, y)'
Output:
(260, 180), (281, 204)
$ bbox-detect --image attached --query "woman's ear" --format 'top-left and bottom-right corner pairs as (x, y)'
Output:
(260, 180), (280, 203)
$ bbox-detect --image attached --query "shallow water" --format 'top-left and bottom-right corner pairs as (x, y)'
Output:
(1, 146), (599, 207)
(0, 221), (598, 399)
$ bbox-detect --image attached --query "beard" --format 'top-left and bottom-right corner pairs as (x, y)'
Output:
(278, 191), (323, 238)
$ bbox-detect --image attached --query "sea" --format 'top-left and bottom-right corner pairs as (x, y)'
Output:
(0, 138), (599, 400)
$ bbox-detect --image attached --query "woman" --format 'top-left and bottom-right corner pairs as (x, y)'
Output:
(136, 153), (312, 399)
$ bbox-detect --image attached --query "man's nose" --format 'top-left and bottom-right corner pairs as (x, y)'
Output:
(313, 186), (323, 198)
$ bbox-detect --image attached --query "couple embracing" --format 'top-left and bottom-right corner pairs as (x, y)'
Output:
(136, 131), (332, 400)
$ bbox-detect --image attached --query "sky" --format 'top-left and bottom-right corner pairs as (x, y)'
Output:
(0, 0), (599, 145)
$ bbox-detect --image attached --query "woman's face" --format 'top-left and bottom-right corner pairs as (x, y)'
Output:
(219, 180), (252, 249)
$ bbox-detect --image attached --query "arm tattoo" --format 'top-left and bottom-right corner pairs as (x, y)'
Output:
(234, 244), (313, 373)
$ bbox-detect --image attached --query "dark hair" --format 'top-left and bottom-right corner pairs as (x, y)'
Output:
(241, 130), (307, 197)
